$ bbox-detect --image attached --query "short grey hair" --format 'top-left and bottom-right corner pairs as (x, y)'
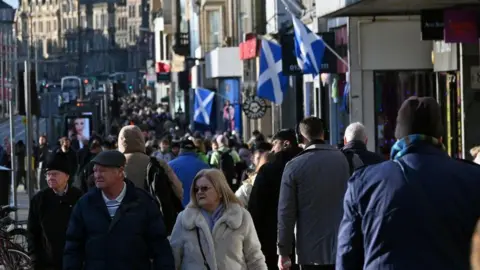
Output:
(344, 122), (367, 142)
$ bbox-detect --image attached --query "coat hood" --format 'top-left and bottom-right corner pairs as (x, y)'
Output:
(118, 125), (145, 154)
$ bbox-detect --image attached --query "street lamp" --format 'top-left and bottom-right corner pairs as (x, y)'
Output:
(0, 3), (16, 219)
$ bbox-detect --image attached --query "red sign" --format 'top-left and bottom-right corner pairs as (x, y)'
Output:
(239, 34), (258, 60)
(156, 62), (171, 73)
(444, 9), (478, 44)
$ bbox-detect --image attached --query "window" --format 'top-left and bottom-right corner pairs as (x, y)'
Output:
(137, 5), (141, 17)
(39, 22), (43, 32)
(206, 9), (221, 50)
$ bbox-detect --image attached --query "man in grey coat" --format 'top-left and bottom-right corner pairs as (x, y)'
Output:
(277, 117), (350, 270)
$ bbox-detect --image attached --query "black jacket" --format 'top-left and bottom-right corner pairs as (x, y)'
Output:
(27, 186), (83, 270)
(248, 147), (302, 269)
(342, 140), (384, 168)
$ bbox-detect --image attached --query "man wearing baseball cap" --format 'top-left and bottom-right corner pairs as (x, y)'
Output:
(27, 152), (83, 270)
(63, 150), (174, 270)
(337, 97), (480, 270)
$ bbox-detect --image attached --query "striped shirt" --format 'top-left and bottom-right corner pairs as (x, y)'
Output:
(102, 182), (127, 218)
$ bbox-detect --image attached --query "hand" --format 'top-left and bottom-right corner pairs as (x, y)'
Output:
(278, 255), (291, 270)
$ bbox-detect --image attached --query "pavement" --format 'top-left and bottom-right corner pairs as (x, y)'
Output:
(10, 185), (30, 224)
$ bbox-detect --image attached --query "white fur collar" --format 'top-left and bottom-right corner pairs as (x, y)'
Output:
(182, 203), (244, 230)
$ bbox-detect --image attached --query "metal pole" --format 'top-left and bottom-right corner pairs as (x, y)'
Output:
(34, 40), (39, 139)
(24, 61), (34, 199)
(9, 27), (17, 221)
(0, 26), (4, 119)
(104, 93), (110, 136)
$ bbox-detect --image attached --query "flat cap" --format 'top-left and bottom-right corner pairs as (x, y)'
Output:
(91, 150), (126, 168)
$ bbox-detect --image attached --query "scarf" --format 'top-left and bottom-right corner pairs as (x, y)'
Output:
(390, 134), (445, 160)
(201, 204), (225, 231)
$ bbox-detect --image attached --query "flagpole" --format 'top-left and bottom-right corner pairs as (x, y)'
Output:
(278, 0), (349, 69)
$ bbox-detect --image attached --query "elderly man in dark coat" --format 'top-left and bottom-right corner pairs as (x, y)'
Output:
(63, 150), (175, 270)
(27, 152), (83, 270)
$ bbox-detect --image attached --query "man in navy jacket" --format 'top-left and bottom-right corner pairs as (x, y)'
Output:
(63, 150), (175, 270)
(336, 96), (480, 270)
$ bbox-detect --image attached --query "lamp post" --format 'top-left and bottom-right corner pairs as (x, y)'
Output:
(0, 3), (16, 219)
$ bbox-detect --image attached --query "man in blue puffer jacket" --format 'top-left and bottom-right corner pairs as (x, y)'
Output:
(63, 150), (175, 270)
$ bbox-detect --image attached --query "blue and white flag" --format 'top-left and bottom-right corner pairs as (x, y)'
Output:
(193, 88), (215, 125)
(292, 15), (326, 75)
(257, 39), (288, 105)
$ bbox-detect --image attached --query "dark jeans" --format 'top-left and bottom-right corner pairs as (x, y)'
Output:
(301, 265), (335, 270)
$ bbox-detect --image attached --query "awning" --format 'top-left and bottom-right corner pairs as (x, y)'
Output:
(321, 0), (480, 18)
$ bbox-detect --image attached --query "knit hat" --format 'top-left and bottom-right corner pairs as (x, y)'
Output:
(394, 96), (443, 139)
(45, 152), (71, 175)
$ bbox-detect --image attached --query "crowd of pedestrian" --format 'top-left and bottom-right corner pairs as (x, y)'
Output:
(5, 92), (479, 270)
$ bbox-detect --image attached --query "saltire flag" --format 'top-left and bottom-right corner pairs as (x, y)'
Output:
(193, 87), (215, 125)
(292, 15), (326, 75)
(257, 39), (288, 105)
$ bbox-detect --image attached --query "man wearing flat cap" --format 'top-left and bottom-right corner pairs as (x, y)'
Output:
(27, 152), (83, 270)
(63, 150), (175, 270)
(337, 96), (480, 270)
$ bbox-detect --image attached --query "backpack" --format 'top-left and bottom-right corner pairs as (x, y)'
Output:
(76, 161), (96, 193)
(145, 157), (184, 235)
(218, 150), (238, 191)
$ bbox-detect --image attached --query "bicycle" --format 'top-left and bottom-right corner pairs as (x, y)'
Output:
(0, 217), (32, 269)
(0, 206), (29, 252)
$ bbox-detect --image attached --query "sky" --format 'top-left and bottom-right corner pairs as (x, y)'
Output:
(5, 0), (18, 9)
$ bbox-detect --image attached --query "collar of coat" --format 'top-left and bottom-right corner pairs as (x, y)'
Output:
(182, 203), (243, 230)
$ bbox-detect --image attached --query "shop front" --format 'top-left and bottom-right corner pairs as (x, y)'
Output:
(432, 41), (463, 158)
(347, 16), (434, 152)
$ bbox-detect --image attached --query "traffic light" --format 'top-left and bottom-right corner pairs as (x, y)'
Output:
(128, 84), (133, 91)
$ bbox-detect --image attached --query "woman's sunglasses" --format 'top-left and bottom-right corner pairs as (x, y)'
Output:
(194, 186), (212, 193)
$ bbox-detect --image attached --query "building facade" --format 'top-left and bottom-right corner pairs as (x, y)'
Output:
(15, 0), (151, 83)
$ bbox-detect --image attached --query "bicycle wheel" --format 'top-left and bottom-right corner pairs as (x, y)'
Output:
(2, 248), (32, 270)
(8, 229), (28, 252)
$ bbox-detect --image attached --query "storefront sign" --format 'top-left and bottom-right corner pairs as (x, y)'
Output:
(281, 32), (337, 75)
(281, 34), (303, 75)
(444, 9), (478, 44)
(433, 41), (457, 72)
(242, 96), (267, 119)
(420, 9), (444, 41)
(239, 33), (258, 60)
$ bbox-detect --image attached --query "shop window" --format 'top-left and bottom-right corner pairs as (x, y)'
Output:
(374, 70), (436, 159)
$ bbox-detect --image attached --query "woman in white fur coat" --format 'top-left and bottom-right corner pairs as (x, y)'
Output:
(170, 169), (267, 270)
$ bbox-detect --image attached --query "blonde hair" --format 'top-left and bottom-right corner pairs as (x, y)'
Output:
(471, 146), (480, 159)
(188, 169), (242, 208)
